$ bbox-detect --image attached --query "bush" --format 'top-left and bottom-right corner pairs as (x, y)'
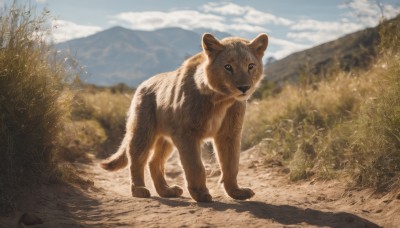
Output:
(0, 3), (74, 213)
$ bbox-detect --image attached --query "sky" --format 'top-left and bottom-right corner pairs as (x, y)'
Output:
(6, 0), (400, 59)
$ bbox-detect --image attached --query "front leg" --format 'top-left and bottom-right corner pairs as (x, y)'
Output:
(173, 136), (212, 202)
(214, 101), (255, 200)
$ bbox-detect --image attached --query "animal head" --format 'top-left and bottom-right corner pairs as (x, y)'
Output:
(202, 33), (268, 101)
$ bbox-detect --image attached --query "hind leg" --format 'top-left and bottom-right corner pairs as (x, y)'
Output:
(129, 133), (155, 198)
(149, 138), (183, 197)
(127, 95), (157, 198)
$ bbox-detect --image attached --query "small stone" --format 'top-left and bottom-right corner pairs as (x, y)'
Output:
(375, 209), (383, 213)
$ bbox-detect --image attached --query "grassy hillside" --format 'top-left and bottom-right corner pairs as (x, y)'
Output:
(263, 19), (381, 86)
(244, 15), (400, 190)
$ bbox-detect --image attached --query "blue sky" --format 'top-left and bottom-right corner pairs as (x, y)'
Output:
(13, 0), (400, 59)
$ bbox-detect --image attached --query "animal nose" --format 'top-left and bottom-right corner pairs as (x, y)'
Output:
(237, 85), (250, 93)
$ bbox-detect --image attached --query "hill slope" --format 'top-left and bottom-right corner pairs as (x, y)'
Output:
(264, 25), (380, 83)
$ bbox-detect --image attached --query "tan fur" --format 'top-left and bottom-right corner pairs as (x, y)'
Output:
(101, 33), (268, 202)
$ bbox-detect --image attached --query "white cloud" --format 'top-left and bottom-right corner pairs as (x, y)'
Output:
(268, 37), (310, 59)
(287, 31), (337, 44)
(51, 20), (102, 43)
(382, 4), (400, 18)
(201, 2), (248, 15)
(109, 10), (225, 31)
(109, 9), (268, 34)
(290, 19), (360, 32)
(288, 19), (362, 43)
(287, 0), (400, 45)
(202, 2), (293, 26)
(340, 0), (400, 26)
(234, 8), (293, 26)
(36, 0), (46, 3)
(109, 2), (292, 35)
(227, 23), (266, 33)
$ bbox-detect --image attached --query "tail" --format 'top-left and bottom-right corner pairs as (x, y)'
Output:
(100, 134), (130, 171)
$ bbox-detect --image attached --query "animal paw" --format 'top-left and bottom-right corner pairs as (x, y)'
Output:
(131, 186), (151, 198)
(189, 187), (212, 202)
(158, 185), (183, 198)
(227, 187), (255, 200)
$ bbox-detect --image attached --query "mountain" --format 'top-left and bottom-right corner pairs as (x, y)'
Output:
(56, 27), (230, 86)
(58, 21), (383, 87)
(264, 25), (381, 84)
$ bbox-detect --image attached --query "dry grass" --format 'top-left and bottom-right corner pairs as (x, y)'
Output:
(244, 16), (400, 190)
(68, 85), (134, 159)
(348, 18), (400, 190)
(58, 119), (107, 162)
(244, 71), (374, 180)
(0, 3), (76, 213)
(350, 55), (400, 190)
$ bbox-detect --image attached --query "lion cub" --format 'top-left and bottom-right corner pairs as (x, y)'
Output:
(101, 33), (268, 202)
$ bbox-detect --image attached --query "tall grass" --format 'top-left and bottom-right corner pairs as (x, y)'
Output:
(0, 3), (73, 213)
(244, 72), (373, 180)
(244, 15), (400, 190)
(349, 17), (400, 190)
(351, 56), (400, 190)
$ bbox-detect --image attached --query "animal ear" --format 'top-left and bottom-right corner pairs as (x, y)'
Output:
(202, 33), (223, 56)
(249, 33), (268, 59)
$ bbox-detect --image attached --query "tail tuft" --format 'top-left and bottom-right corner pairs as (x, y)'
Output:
(100, 154), (128, 171)
(100, 134), (130, 172)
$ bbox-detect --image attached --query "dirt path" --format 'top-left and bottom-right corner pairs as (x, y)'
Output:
(1, 148), (399, 227)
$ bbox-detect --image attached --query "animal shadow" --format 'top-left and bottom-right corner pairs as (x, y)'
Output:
(155, 197), (380, 228)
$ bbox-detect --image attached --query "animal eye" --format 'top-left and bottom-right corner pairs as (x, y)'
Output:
(248, 63), (255, 70)
(224, 64), (233, 72)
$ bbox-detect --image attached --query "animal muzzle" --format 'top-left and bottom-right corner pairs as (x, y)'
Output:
(236, 85), (251, 94)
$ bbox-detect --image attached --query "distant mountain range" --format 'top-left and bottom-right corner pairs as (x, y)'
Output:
(57, 19), (385, 87)
(56, 27), (231, 86)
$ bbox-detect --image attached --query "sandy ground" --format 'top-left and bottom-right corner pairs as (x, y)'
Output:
(1, 148), (400, 227)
